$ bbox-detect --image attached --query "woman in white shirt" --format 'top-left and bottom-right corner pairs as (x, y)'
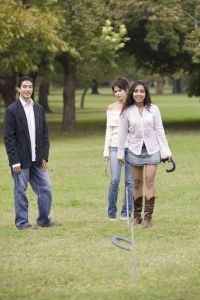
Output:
(117, 80), (172, 228)
(103, 78), (133, 221)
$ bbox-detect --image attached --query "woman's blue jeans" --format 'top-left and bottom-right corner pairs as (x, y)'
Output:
(13, 164), (52, 229)
(108, 147), (134, 218)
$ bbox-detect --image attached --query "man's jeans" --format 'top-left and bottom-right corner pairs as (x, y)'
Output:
(13, 164), (52, 229)
(108, 147), (134, 218)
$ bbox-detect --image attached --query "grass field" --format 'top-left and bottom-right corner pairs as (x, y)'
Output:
(0, 88), (200, 300)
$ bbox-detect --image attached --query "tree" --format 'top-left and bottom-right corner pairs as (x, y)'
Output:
(77, 19), (130, 109)
(55, 1), (129, 131)
(118, 0), (200, 94)
(0, 0), (69, 107)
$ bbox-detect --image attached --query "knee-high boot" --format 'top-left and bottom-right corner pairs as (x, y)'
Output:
(133, 196), (143, 225)
(144, 196), (155, 228)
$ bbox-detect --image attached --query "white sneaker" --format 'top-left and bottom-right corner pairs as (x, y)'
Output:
(120, 216), (127, 220)
(109, 217), (117, 221)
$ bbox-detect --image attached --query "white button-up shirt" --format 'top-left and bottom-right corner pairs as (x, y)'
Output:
(117, 104), (172, 160)
(20, 98), (36, 162)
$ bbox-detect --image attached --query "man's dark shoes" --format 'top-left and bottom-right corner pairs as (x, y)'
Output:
(18, 224), (38, 230)
(37, 221), (61, 228)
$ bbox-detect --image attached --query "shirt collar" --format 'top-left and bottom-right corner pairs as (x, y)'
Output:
(19, 97), (34, 107)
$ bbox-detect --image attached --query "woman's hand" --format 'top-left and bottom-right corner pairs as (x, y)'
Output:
(162, 156), (172, 162)
(167, 156), (172, 162)
(104, 156), (109, 161)
(118, 159), (125, 166)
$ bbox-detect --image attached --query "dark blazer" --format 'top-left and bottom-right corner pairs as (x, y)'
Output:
(4, 99), (49, 168)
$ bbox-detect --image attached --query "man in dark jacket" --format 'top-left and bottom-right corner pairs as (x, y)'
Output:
(4, 75), (53, 229)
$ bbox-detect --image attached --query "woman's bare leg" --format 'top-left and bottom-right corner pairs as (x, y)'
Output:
(144, 165), (157, 199)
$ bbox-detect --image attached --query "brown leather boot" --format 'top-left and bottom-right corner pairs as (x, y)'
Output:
(144, 196), (155, 228)
(133, 196), (143, 225)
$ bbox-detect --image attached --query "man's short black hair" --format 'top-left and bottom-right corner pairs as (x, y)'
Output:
(17, 76), (34, 88)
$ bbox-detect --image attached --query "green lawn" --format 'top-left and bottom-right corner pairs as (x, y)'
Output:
(0, 89), (200, 300)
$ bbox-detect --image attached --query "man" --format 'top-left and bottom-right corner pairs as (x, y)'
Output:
(4, 75), (53, 229)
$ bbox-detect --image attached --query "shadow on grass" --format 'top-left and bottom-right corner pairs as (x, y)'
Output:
(47, 119), (200, 137)
(163, 120), (200, 131)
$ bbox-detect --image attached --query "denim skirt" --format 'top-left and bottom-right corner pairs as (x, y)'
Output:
(128, 146), (161, 167)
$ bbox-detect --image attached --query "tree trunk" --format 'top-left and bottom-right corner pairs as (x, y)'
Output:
(29, 72), (37, 100)
(156, 81), (165, 94)
(0, 75), (17, 107)
(91, 79), (99, 94)
(38, 81), (52, 113)
(80, 87), (88, 109)
(172, 79), (183, 94)
(62, 60), (76, 131)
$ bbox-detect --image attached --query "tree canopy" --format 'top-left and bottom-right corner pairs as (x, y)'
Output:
(121, 0), (200, 78)
(0, 0), (69, 75)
